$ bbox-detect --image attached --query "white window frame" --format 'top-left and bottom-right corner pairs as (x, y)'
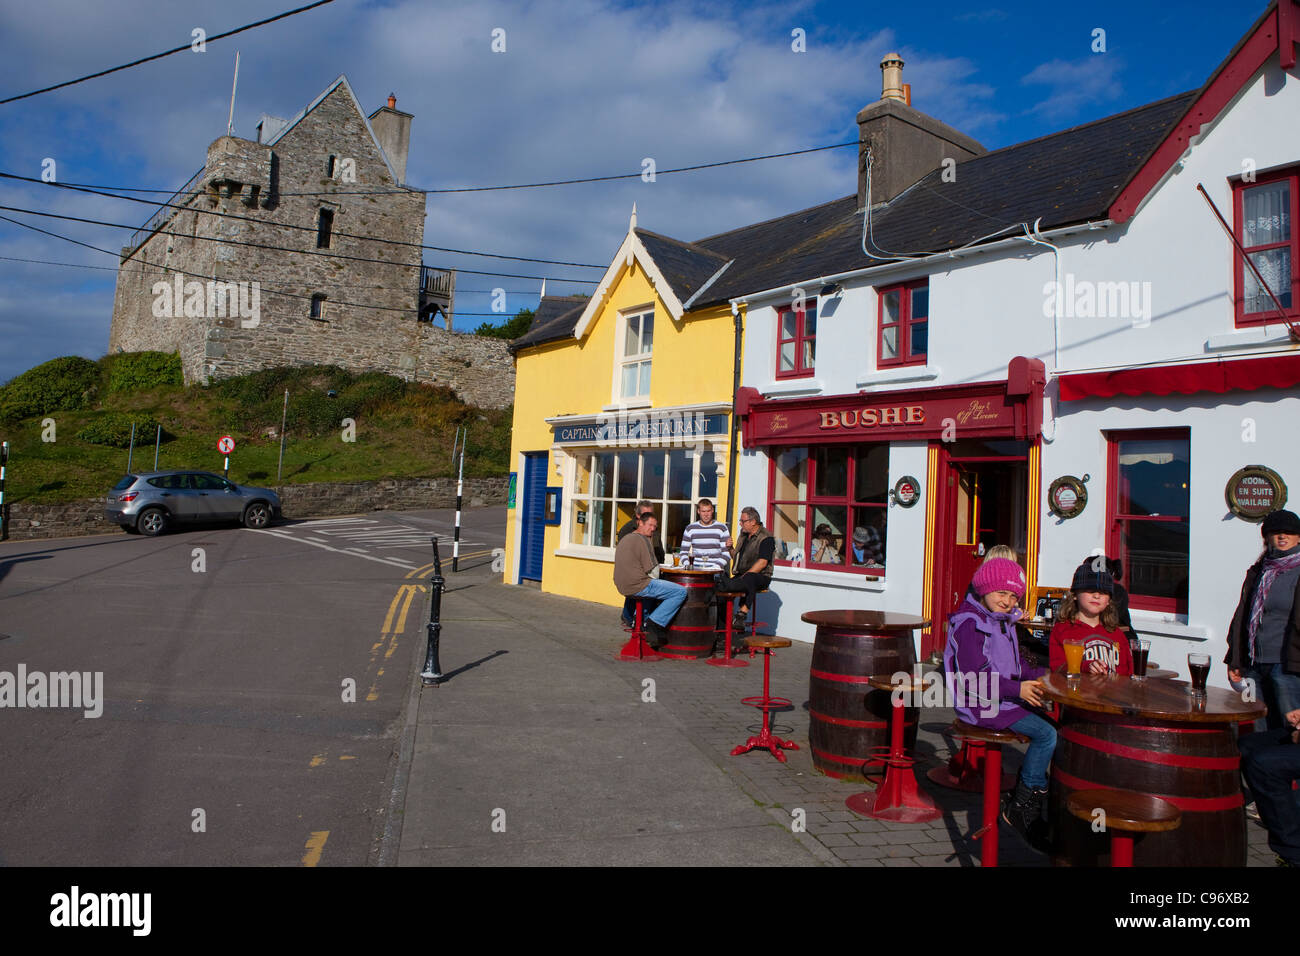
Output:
(615, 305), (655, 403)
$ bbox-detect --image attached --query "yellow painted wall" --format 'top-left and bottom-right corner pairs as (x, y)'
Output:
(505, 257), (738, 606)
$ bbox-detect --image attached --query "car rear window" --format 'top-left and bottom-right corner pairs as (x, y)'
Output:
(112, 475), (137, 491)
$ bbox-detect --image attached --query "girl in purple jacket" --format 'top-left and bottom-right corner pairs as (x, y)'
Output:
(942, 557), (1055, 852)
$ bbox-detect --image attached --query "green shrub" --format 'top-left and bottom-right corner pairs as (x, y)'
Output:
(0, 356), (102, 420)
(105, 352), (183, 393)
(76, 413), (164, 448)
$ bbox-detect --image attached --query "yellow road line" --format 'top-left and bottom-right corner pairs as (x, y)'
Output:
(302, 830), (329, 867)
(309, 753), (326, 768)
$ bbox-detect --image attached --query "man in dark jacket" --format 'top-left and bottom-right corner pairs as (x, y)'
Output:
(1239, 707), (1300, 867)
(715, 506), (775, 631)
(1225, 509), (1300, 730)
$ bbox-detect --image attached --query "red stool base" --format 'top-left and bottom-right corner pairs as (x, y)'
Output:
(618, 635), (662, 661)
(927, 740), (1016, 792)
(848, 748), (941, 823)
(731, 695), (798, 762)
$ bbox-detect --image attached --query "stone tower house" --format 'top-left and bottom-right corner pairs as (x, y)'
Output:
(108, 75), (514, 408)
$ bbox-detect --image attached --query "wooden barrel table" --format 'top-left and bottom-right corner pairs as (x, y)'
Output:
(658, 567), (719, 659)
(802, 611), (929, 780)
(1040, 672), (1265, 867)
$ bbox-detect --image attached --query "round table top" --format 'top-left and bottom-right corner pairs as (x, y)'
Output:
(659, 566), (720, 577)
(1040, 671), (1265, 723)
(801, 610), (930, 631)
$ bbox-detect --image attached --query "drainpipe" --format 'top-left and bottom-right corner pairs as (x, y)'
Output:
(1024, 218), (1062, 442)
(726, 301), (743, 529)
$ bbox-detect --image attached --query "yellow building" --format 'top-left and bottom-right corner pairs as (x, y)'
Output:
(504, 208), (739, 605)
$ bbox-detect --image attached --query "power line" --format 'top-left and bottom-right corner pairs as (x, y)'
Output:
(9, 139), (860, 198)
(0, 1), (336, 106)
(0, 171), (607, 269)
(0, 202), (600, 285)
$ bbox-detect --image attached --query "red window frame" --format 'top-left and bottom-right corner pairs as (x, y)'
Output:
(1105, 428), (1190, 614)
(877, 279), (928, 368)
(766, 444), (888, 576)
(775, 300), (816, 379)
(1233, 166), (1300, 327)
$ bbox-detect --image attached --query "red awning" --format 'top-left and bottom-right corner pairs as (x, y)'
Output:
(1058, 354), (1300, 401)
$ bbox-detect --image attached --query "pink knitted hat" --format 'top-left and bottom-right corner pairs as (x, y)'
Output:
(971, 558), (1026, 598)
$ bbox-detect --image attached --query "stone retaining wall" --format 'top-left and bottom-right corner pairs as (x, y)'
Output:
(2, 476), (508, 541)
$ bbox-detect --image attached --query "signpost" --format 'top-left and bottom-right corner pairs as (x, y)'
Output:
(218, 435), (235, 477)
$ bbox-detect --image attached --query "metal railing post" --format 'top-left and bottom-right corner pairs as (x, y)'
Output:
(422, 536), (446, 685)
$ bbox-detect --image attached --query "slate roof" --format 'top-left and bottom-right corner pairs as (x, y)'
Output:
(513, 89), (1199, 349)
(510, 295), (588, 350)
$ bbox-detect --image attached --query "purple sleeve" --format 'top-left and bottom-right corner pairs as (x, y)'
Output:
(951, 621), (1025, 701)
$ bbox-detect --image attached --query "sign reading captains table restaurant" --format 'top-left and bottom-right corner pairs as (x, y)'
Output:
(553, 412), (729, 446)
(742, 381), (1032, 446)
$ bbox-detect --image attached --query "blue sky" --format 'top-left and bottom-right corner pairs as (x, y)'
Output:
(0, 0), (1271, 383)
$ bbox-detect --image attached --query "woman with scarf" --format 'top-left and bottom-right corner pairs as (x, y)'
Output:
(1226, 509), (1300, 730)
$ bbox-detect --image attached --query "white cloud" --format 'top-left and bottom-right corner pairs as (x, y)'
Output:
(1021, 55), (1125, 121)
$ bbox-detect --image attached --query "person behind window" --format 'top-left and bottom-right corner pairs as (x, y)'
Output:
(811, 523), (841, 564)
(681, 498), (731, 571)
(617, 500), (663, 627)
(847, 520), (884, 567)
(716, 507), (775, 632)
(613, 513), (685, 648)
(1226, 509), (1300, 731)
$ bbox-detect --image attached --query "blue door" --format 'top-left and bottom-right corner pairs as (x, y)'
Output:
(519, 453), (547, 582)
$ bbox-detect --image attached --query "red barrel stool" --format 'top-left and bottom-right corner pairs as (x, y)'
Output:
(709, 589), (749, 668)
(617, 597), (662, 662)
(731, 637), (799, 762)
(951, 719), (1029, 867)
(1065, 789), (1182, 867)
(928, 737), (1016, 793)
(846, 675), (940, 822)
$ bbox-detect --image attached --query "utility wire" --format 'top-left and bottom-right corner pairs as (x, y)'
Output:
(0, 202), (600, 285)
(0, 1), (336, 105)
(0, 171), (606, 269)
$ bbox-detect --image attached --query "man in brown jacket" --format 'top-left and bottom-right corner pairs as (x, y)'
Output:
(614, 513), (686, 646)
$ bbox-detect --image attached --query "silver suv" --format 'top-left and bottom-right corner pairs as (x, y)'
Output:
(105, 470), (282, 536)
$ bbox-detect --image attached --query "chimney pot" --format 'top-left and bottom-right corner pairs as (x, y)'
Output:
(880, 53), (905, 102)
(387, 93), (397, 109)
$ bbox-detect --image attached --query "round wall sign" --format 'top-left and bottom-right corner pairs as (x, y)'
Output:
(893, 475), (921, 507)
(1047, 476), (1088, 519)
(1225, 465), (1287, 522)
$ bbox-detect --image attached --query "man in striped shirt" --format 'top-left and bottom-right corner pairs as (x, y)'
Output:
(682, 498), (732, 571)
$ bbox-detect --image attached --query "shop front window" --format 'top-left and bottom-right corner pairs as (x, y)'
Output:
(768, 444), (889, 574)
(1106, 429), (1190, 614)
(566, 446), (719, 554)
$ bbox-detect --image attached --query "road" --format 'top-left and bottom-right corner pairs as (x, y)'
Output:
(0, 507), (503, 866)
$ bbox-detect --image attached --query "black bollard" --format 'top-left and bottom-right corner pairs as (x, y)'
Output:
(422, 535), (446, 686)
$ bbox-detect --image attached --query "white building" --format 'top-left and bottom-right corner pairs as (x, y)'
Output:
(728, 2), (1300, 688)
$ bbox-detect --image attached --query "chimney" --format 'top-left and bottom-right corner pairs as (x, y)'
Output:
(368, 92), (413, 186)
(856, 53), (985, 209)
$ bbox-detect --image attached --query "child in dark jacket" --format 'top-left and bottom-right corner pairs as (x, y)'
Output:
(943, 557), (1055, 852)
(1049, 564), (1134, 676)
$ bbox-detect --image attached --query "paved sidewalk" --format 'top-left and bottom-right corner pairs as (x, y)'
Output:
(391, 566), (1278, 867)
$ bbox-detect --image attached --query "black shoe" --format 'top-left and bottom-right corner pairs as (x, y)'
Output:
(621, 615), (635, 629)
(645, 621), (669, 648)
(1000, 778), (1050, 854)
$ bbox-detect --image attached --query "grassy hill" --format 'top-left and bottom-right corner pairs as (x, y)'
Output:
(0, 354), (511, 504)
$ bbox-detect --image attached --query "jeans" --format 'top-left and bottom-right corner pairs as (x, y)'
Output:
(1239, 725), (1300, 865)
(1245, 663), (1300, 730)
(1009, 713), (1058, 789)
(634, 578), (687, 628)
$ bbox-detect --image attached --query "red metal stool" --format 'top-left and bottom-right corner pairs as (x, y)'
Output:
(731, 637), (799, 762)
(846, 676), (940, 822)
(709, 590), (749, 668)
(1066, 789), (1182, 867)
(951, 719), (1029, 867)
(618, 598), (662, 662)
(928, 738), (1017, 793)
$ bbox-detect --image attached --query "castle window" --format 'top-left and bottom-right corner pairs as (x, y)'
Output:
(310, 294), (327, 320)
(316, 208), (334, 249)
(327, 154), (337, 178)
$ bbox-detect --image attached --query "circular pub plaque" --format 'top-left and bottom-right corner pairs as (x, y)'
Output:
(893, 475), (921, 507)
(1047, 476), (1088, 519)
(1225, 465), (1287, 522)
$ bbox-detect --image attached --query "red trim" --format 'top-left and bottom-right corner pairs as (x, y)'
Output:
(809, 668), (876, 684)
(1053, 767), (1244, 812)
(877, 279), (928, 368)
(1232, 167), (1300, 328)
(775, 300), (816, 380)
(1059, 353), (1300, 401)
(809, 709), (891, 729)
(1060, 727), (1240, 770)
(1110, 4), (1299, 223)
(811, 746), (875, 767)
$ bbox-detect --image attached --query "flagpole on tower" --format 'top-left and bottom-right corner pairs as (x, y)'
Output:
(226, 51), (240, 136)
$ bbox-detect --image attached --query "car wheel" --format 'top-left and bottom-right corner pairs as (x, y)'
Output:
(243, 502), (272, 529)
(137, 508), (167, 537)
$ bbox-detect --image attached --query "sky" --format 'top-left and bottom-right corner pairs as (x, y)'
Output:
(0, 0), (1271, 384)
